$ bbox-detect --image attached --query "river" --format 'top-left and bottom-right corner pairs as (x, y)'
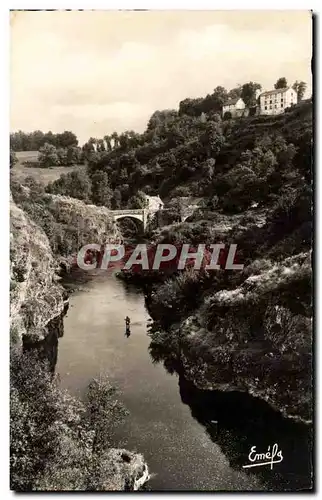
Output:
(56, 269), (312, 492)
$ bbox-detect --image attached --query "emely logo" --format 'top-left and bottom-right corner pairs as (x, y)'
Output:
(75, 243), (244, 272)
(243, 444), (284, 470)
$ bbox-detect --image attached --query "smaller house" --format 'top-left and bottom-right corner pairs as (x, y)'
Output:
(144, 194), (164, 211)
(222, 97), (246, 117)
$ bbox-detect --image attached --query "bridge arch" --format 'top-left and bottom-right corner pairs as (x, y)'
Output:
(113, 213), (145, 232)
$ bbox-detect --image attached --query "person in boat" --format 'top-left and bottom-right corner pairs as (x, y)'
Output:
(125, 316), (131, 337)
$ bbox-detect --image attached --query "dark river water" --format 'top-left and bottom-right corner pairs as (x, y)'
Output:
(56, 270), (312, 492)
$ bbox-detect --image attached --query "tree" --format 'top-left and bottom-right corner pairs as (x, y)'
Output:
(10, 349), (130, 492)
(292, 81), (307, 101)
(241, 82), (262, 107)
(10, 150), (18, 169)
(218, 165), (259, 213)
(85, 376), (128, 454)
(66, 145), (82, 165)
(56, 131), (78, 148)
(96, 139), (106, 152)
(227, 85), (242, 100)
(38, 143), (60, 168)
(56, 147), (68, 166)
(161, 198), (183, 224)
(147, 109), (178, 128)
(91, 171), (113, 207)
(30, 130), (45, 150)
(223, 111), (232, 120)
(111, 189), (122, 209)
(10, 132), (24, 151)
(110, 132), (119, 149)
(127, 190), (148, 209)
(46, 169), (92, 202)
(43, 131), (57, 147)
(200, 122), (225, 157)
(103, 135), (112, 152)
(10, 130), (79, 152)
(274, 77), (288, 89)
(213, 86), (228, 102)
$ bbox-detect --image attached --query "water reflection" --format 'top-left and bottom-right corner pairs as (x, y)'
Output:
(148, 325), (312, 491)
(179, 376), (312, 491)
(56, 270), (312, 491)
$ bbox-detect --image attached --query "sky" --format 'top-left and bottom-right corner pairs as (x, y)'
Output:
(10, 10), (312, 145)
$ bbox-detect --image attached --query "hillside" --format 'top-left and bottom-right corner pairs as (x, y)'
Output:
(10, 196), (65, 345)
(12, 151), (85, 186)
(91, 100), (312, 422)
(9, 94), (312, 491)
(43, 100), (312, 222)
(10, 177), (120, 262)
(140, 102), (312, 422)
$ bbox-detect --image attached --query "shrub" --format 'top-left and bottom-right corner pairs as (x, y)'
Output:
(46, 170), (92, 202)
(10, 150), (18, 169)
(38, 143), (60, 168)
(10, 348), (130, 491)
(223, 111), (232, 120)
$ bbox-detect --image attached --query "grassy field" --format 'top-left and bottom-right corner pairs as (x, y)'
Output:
(12, 151), (85, 186)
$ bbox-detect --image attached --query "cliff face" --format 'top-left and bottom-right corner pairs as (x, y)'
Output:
(10, 197), (64, 344)
(164, 252), (312, 423)
(10, 192), (150, 491)
(10, 180), (121, 270)
(10, 189), (122, 344)
(47, 194), (121, 249)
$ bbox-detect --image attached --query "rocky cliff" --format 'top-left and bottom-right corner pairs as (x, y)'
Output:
(179, 252), (312, 422)
(10, 191), (149, 491)
(10, 178), (121, 267)
(10, 196), (64, 345)
(148, 251), (312, 423)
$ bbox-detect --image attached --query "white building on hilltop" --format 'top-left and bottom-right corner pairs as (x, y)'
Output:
(259, 87), (297, 115)
(222, 97), (246, 117)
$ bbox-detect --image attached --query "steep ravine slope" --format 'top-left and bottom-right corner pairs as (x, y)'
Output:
(10, 194), (149, 491)
(147, 249), (312, 424)
(10, 196), (65, 344)
(178, 252), (312, 423)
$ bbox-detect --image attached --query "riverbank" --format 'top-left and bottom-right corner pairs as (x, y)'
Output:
(57, 268), (312, 491)
(115, 196), (312, 425)
(10, 194), (150, 491)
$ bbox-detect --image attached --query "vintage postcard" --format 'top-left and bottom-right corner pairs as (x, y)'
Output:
(10, 9), (313, 492)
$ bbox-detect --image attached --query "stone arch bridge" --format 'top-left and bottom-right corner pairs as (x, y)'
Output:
(110, 209), (150, 231)
(110, 206), (200, 231)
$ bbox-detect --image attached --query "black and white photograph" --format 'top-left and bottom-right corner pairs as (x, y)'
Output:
(9, 8), (313, 492)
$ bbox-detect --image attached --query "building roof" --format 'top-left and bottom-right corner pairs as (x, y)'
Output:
(223, 97), (241, 106)
(144, 194), (164, 210)
(259, 87), (294, 97)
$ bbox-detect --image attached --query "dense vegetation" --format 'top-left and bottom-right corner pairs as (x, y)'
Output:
(10, 79), (312, 492)
(38, 142), (83, 168)
(10, 130), (78, 152)
(43, 99), (311, 216)
(10, 348), (147, 491)
(10, 150), (18, 169)
(10, 193), (145, 491)
(10, 176), (117, 259)
(138, 100), (312, 422)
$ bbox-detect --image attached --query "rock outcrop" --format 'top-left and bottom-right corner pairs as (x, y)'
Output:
(174, 252), (312, 423)
(10, 193), (150, 491)
(10, 197), (64, 344)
